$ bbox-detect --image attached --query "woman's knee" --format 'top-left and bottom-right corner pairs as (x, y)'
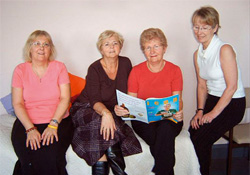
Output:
(132, 121), (156, 145)
(157, 121), (178, 136)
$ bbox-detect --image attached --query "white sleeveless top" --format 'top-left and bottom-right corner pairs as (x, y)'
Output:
(197, 35), (245, 98)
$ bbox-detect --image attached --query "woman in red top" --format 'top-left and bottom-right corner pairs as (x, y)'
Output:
(115, 28), (184, 175)
(11, 30), (73, 175)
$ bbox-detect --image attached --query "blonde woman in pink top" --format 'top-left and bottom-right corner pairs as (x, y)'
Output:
(11, 30), (73, 175)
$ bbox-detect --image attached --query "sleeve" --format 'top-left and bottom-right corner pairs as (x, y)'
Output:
(85, 65), (102, 107)
(127, 67), (139, 93)
(12, 65), (23, 88)
(170, 109), (177, 113)
(127, 58), (132, 73)
(156, 110), (163, 114)
(116, 56), (132, 93)
(171, 66), (183, 91)
(58, 63), (70, 85)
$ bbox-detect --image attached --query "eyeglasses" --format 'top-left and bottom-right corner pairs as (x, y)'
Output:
(103, 41), (119, 48)
(144, 45), (162, 52)
(31, 41), (50, 48)
(193, 25), (212, 32)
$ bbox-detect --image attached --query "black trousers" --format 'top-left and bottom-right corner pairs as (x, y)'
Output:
(132, 120), (183, 175)
(189, 95), (246, 175)
(11, 116), (73, 175)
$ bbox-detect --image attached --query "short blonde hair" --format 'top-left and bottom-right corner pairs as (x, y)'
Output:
(96, 30), (124, 53)
(192, 6), (220, 34)
(23, 30), (56, 62)
(140, 28), (168, 51)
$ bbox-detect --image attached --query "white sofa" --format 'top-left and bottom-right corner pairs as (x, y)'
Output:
(0, 113), (201, 175)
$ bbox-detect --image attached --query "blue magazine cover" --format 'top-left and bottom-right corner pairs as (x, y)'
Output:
(116, 90), (179, 123)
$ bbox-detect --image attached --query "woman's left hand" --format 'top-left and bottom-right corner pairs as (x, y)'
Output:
(100, 111), (117, 141)
(173, 110), (183, 122)
(114, 105), (129, 116)
(200, 111), (216, 125)
(41, 126), (58, 146)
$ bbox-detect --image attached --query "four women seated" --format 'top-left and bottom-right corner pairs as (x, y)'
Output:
(10, 5), (246, 175)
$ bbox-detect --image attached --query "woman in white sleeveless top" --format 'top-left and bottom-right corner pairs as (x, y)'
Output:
(188, 6), (246, 175)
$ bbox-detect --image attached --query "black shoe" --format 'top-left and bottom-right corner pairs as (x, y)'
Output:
(92, 161), (109, 175)
(106, 142), (127, 175)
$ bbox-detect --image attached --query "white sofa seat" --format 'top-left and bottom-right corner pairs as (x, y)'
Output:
(0, 114), (200, 175)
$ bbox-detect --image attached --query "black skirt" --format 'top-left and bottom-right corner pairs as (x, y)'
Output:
(70, 102), (142, 166)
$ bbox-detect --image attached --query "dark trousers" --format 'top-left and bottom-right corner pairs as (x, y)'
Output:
(132, 120), (183, 175)
(189, 95), (246, 175)
(11, 116), (73, 175)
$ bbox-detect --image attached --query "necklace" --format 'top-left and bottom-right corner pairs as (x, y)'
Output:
(101, 59), (119, 80)
(102, 63), (118, 73)
(32, 64), (48, 83)
(147, 61), (165, 73)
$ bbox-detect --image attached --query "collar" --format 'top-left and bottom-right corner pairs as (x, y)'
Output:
(198, 35), (220, 59)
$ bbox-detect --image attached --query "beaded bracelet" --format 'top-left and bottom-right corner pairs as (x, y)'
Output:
(26, 126), (37, 133)
(48, 124), (58, 130)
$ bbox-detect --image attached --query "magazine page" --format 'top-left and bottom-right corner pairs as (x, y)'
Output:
(146, 94), (179, 123)
(116, 90), (148, 123)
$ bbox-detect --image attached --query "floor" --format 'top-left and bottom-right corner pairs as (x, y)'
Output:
(210, 157), (250, 175)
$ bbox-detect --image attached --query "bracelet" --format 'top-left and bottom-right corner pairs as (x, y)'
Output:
(48, 124), (58, 130)
(196, 108), (204, 113)
(50, 119), (59, 125)
(26, 126), (37, 133)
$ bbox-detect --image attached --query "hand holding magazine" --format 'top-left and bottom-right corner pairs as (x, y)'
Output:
(116, 90), (179, 124)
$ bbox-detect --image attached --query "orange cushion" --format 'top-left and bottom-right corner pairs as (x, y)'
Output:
(68, 72), (86, 104)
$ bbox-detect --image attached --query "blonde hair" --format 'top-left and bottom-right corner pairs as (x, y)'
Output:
(192, 6), (220, 34)
(140, 28), (168, 51)
(96, 30), (124, 53)
(23, 30), (56, 62)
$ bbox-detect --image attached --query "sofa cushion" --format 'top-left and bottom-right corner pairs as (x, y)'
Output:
(68, 73), (86, 105)
(0, 93), (16, 117)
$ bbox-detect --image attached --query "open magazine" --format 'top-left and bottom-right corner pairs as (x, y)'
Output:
(116, 90), (179, 124)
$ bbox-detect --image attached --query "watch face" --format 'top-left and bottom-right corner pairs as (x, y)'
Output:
(51, 119), (59, 124)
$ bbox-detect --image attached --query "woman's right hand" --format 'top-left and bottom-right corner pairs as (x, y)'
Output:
(190, 111), (203, 130)
(26, 129), (41, 150)
(114, 105), (129, 116)
(100, 110), (117, 141)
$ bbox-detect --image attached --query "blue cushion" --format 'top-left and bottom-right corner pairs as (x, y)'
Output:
(0, 93), (16, 116)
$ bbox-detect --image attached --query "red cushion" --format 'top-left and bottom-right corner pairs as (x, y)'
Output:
(68, 72), (86, 104)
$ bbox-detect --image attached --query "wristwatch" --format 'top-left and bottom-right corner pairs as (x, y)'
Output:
(50, 119), (59, 125)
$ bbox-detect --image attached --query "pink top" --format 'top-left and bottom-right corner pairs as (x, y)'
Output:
(128, 60), (183, 100)
(12, 60), (70, 124)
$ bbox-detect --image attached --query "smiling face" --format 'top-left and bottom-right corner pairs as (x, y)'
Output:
(143, 38), (166, 64)
(30, 35), (51, 63)
(100, 36), (121, 59)
(193, 17), (218, 49)
(164, 103), (171, 111)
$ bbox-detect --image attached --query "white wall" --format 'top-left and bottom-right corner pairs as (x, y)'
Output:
(1, 0), (249, 129)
